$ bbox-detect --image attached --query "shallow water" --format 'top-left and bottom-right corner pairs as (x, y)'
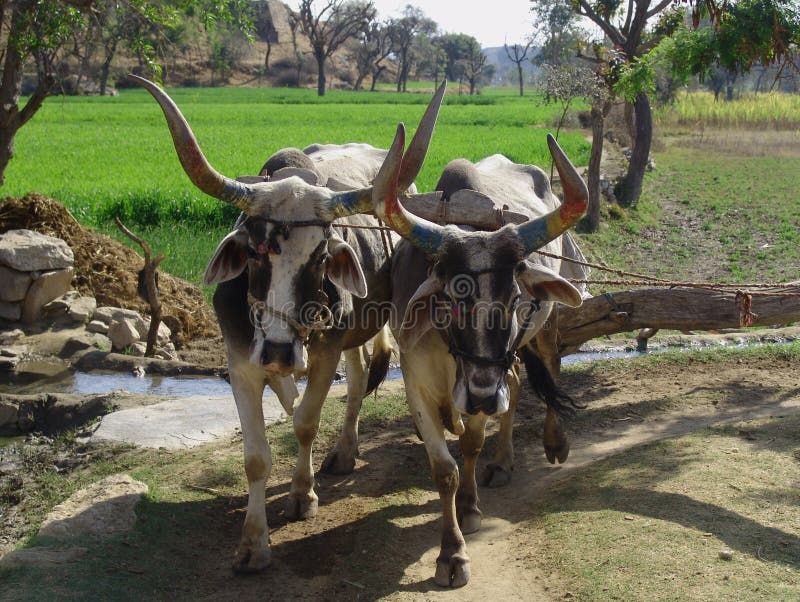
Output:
(0, 340), (790, 397)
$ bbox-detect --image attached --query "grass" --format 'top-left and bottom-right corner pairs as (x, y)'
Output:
(656, 91), (800, 129)
(4, 86), (588, 230)
(530, 414), (800, 601)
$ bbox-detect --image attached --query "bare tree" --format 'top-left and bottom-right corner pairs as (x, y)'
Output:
(351, 19), (392, 90)
(295, 0), (376, 96)
(504, 40), (533, 96)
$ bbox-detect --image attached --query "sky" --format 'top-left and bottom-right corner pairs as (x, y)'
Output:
(289, 1), (536, 48)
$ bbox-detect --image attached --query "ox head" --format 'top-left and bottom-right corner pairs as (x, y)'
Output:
(131, 75), (445, 376)
(376, 127), (587, 416)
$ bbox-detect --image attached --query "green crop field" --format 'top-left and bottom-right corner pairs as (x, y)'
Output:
(4, 85), (589, 287)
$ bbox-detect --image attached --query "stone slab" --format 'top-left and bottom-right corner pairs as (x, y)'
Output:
(92, 394), (285, 449)
(0, 265), (32, 302)
(67, 296), (97, 323)
(0, 229), (73, 271)
(21, 268), (74, 323)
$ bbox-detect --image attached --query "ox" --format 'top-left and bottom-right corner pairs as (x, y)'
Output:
(374, 125), (588, 587)
(131, 75), (444, 572)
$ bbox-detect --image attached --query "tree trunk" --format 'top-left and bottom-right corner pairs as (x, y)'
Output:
(316, 52), (326, 96)
(614, 92), (652, 207)
(585, 103), (607, 233)
(264, 40), (271, 72)
(99, 46), (115, 96)
(555, 286), (800, 356)
(517, 63), (523, 96)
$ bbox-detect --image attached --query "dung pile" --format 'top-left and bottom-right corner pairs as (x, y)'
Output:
(0, 194), (218, 340)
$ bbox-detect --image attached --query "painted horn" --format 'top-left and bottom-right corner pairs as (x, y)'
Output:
(373, 124), (447, 256)
(129, 75), (253, 210)
(322, 80), (447, 220)
(514, 134), (588, 256)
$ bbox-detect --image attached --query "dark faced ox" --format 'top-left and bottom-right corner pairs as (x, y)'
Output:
(373, 126), (588, 587)
(131, 75), (444, 573)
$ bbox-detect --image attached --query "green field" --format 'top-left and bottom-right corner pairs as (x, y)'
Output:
(6, 86), (588, 226)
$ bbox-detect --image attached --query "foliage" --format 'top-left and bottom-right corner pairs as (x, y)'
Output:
(529, 0), (583, 66)
(386, 5), (437, 92)
(655, 90), (800, 128)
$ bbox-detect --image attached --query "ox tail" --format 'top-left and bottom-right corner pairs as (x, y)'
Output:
(365, 325), (393, 396)
(518, 346), (584, 418)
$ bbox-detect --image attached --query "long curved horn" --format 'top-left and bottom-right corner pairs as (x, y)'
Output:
(129, 75), (253, 210)
(514, 134), (588, 256)
(373, 124), (447, 255)
(321, 80), (447, 221)
(398, 79), (446, 191)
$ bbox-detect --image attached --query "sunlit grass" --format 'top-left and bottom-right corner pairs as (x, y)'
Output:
(655, 90), (800, 129)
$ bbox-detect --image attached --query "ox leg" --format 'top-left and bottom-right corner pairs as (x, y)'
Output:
(456, 413), (488, 534)
(481, 360), (520, 488)
(405, 384), (471, 588)
(286, 342), (340, 520)
(534, 321), (570, 465)
(320, 345), (369, 475)
(229, 359), (273, 573)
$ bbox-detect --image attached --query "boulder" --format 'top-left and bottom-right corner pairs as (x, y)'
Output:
(0, 402), (17, 428)
(37, 474), (148, 538)
(129, 342), (147, 357)
(86, 319), (109, 334)
(0, 265), (32, 302)
(0, 301), (21, 321)
(93, 307), (147, 335)
(42, 291), (80, 314)
(61, 333), (111, 357)
(0, 328), (24, 344)
(21, 267), (74, 323)
(143, 319), (172, 345)
(0, 229), (73, 271)
(67, 296), (97, 323)
(107, 318), (139, 351)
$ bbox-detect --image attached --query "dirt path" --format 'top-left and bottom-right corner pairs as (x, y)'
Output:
(155, 354), (799, 601)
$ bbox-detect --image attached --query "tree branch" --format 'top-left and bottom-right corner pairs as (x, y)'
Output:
(576, 0), (626, 46)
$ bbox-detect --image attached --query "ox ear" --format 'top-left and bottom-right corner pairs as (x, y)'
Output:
(397, 275), (443, 352)
(516, 263), (583, 308)
(326, 236), (368, 298)
(204, 229), (249, 286)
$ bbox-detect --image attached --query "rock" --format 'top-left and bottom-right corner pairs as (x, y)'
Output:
(86, 319), (109, 334)
(16, 404), (34, 431)
(21, 267), (74, 323)
(0, 328), (24, 344)
(0, 546), (88, 568)
(129, 342), (147, 357)
(719, 549), (734, 560)
(155, 347), (177, 361)
(142, 319), (172, 345)
(93, 306), (145, 326)
(37, 473), (148, 538)
(41, 290), (79, 312)
(0, 230), (74, 272)
(0, 265), (32, 302)
(0, 301), (22, 321)
(61, 333), (112, 357)
(0, 402), (18, 428)
(67, 296), (97, 323)
(0, 355), (20, 371)
(107, 318), (140, 351)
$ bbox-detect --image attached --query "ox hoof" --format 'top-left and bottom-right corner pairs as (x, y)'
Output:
(320, 447), (357, 475)
(458, 510), (482, 535)
(285, 492), (319, 520)
(434, 553), (471, 588)
(544, 441), (570, 465)
(480, 463), (513, 488)
(232, 546), (272, 574)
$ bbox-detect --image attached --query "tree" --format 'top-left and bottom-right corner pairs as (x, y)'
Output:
(529, 0), (581, 66)
(567, 0), (799, 206)
(387, 5), (436, 92)
(436, 32), (481, 83)
(504, 40), (534, 96)
(295, 0), (376, 96)
(350, 19), (392, 90)
(0, 0), (251, 186)
(461, 39), (488, 95)
(253, 0), (277, 73)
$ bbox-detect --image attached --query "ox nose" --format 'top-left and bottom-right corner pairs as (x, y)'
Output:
(466, 389), (498, 416)
(261, 342), (294, 374)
